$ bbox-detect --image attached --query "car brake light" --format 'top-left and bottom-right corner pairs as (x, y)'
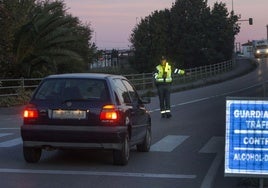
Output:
(23, 105), (38, 118)
(100, 105), (118, 122)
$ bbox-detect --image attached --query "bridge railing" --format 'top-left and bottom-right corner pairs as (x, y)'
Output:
(0, 60), (234, 97)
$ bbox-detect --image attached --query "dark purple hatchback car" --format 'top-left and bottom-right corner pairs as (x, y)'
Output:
(21, 73), (151, 165)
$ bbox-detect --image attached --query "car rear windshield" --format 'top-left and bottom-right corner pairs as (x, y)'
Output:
(34, 78), (110, 102)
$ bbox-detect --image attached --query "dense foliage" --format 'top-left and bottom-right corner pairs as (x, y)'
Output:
(0, 0), (240, 77)
(130, 0), (240, 72)
(0, 0), (96, 78)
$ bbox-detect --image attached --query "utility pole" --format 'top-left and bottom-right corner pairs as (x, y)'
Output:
(267, 25), (268, 40)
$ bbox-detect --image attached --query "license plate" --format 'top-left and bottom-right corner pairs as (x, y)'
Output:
(52, 110), (86, 119)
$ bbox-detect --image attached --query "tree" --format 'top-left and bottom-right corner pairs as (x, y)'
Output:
(169, 0), (211, 68)
(205, 2), (239, 64)
(130, 0), (240, 72)
(130, 9), (170, 72)
(0, 0), (36, 77)
(0, 0), (95, 78)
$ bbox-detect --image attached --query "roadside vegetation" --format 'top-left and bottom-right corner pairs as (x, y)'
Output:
(0, 0), (96, 78)
(130, 0), (240, 72)
(0, 89), (32, 107)
(0, 0), (241, 107)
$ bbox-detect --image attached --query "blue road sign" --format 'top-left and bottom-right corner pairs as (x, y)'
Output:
(225, 98), (268, 177)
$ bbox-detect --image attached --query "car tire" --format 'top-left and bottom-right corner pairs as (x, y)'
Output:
(113, 135), (130, 166)
(137, 126), (151, 152)
(23, 146), (42, 163)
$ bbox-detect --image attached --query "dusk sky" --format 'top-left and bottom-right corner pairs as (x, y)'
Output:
(64, 0), (268, 50)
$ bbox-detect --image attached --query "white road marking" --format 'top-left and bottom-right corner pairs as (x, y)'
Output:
(0, 168), (196, 179)
(149, 83), (261, 113)
(0, 138), (22, 147)
(0, 128), (20, 130)
(151, 135), (189, 152)
(0, 133), (13, 138)
(199, 136), (224, 188)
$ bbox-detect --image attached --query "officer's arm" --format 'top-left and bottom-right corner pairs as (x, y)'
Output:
(174, 68), (185, 75)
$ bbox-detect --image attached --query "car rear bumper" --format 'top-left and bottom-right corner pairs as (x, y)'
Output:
(21, 124), (128, 150)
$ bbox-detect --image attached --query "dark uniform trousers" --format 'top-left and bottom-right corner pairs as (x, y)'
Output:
(156, 83), (171, 113)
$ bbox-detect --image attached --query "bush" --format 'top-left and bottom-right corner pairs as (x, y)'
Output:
(0, 89), (32, 107)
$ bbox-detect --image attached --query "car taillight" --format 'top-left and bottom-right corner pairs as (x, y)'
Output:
(23, 105), (38, 119)
(100, 105), (118, 123)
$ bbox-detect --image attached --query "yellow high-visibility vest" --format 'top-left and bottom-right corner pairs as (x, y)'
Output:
(155, 63), (172, 83)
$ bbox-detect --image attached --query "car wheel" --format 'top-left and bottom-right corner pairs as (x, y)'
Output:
(23, 146), (42, 163)
(137, 126), (151, 152)
(113, 135), (130, 166)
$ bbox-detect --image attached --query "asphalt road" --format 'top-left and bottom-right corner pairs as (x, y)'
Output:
(0, 57), (267, 188)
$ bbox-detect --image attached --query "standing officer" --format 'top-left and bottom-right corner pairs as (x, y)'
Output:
(154, 56), (185, 118)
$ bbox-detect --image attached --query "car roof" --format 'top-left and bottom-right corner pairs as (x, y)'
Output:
(45, 73), (126, 80)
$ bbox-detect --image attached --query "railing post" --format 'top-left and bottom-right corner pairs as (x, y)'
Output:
(20, 77), (25, 89)
(142, 73), (145, 90)
(195, 67), (198, 80)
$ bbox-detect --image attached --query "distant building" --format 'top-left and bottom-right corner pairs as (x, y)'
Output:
(89, 49), (133, 70)
(241, 41), (253, 57)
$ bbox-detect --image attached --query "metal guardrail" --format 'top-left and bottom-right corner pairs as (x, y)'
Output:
(0, 78), (42, 97)
(0, 60), (234, 97)
(125, 60), (234, 91)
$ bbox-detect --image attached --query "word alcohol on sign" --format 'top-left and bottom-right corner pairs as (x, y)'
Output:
(225, 97), (268, 177)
